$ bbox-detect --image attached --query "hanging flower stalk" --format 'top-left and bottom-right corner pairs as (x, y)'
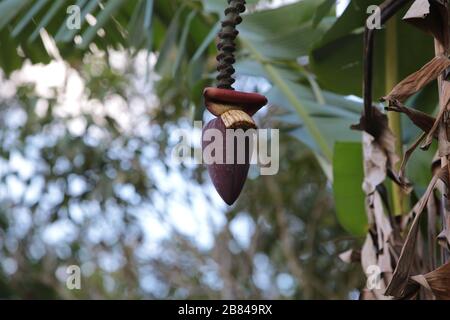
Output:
(202, 0), (268, 205)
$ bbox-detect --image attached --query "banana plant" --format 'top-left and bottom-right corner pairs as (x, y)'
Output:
(5, 0), (448, 299)
(313, 0), (450, 299)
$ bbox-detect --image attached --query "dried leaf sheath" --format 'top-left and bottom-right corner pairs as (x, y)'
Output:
(403, 0), (449, 48)
(409, 262), (450, 299)
(382, 55), (450, 151)
(385, 100), (436, 136)
(359, 0), (450, 300)
(382, 55), (450, 103)
(386, 167), (448, 297)
(357, 0), (416, 300)
(384, 100), (437, 179)
(352, 107), (401, 188)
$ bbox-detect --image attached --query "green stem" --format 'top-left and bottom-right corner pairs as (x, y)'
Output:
(386, 18), (405, 216)
(242, 39), (333, 162)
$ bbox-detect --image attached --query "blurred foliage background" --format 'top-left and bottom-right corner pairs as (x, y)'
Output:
(0, 0), (438, 299)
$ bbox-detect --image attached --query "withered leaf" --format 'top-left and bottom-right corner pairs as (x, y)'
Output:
(421, 77), (450, 150)
(386, 166), (448, 297)
(387, 168), (413, 193)
(384, 99), (436, 182)
(385, 100), (436, 135)
(354, 108), (403, 191)
(437, 213), (450, 251)
(427, 192), (439, 270)
(438, 107), (450, 156)
(403, 0), (448, 48)
(382, 55), (450, 103)
(411, 262), (450, 300)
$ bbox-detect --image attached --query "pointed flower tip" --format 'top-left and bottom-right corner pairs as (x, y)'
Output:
(202, 117), (250, 207)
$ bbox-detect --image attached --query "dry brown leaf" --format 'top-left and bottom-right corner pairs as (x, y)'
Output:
(386, 166), (448, 297)
(411, 262), (450, 300)
(387, 168), (413, 193)
(427, 192), (439, 270)
(418, 71), (450, 151)
(383, 99), (436, 185)
(437, 213), (450, 251)
(438, 97), (450, 156)
(385, 100), (436, 135)
(382, 55), (450, 103)
(403, 0), (448, 48)
(401, 281), (422, 299)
